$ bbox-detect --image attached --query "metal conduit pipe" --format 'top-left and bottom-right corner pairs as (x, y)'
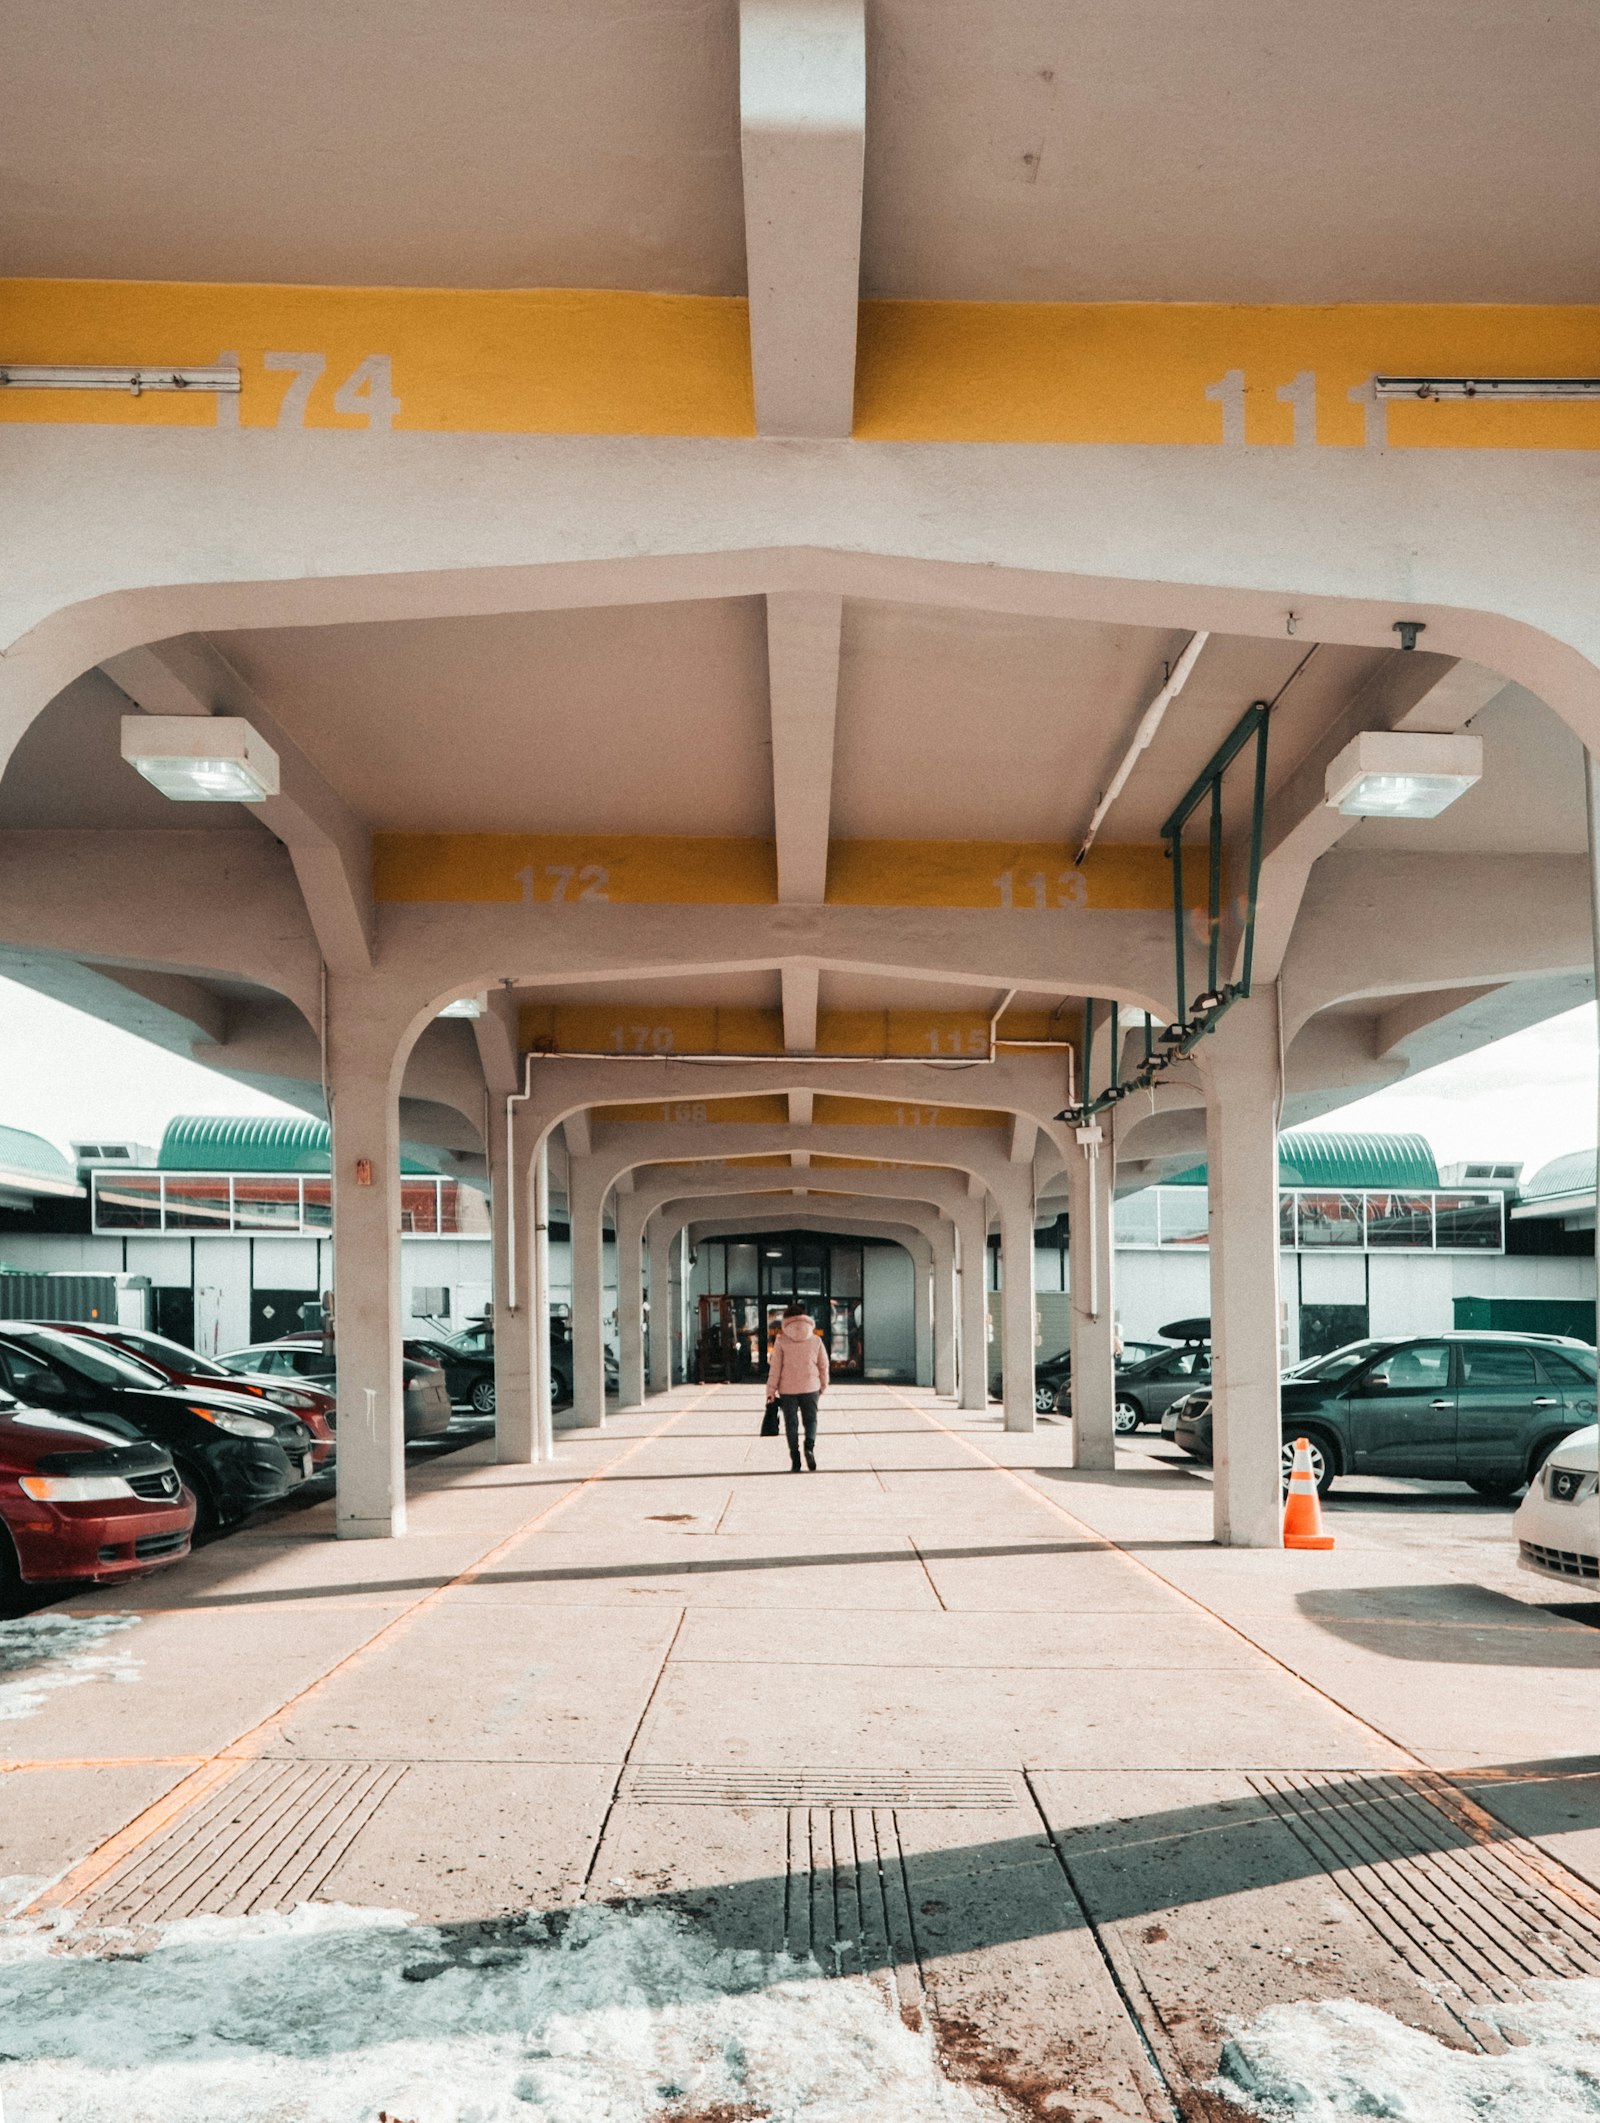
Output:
(1075, 631), (1210, 867)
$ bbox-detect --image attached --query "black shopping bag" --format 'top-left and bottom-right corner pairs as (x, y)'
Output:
(760, 1404), (781, 1436)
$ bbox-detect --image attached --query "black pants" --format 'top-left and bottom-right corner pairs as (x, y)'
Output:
(779, 1393), (819, 1455)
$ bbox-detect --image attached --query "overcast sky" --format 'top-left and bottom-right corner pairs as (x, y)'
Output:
(0, 975), (1594, 1183)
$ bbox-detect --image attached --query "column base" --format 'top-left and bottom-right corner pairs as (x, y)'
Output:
(337, 1509), (407, 1540)
(1003, 1407), (1036, 1433)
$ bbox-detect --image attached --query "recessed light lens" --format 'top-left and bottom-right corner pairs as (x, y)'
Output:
(1335, 771), (1478, 819)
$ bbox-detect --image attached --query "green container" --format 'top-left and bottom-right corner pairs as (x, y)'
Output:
(1453, 1294), (1596, 1344)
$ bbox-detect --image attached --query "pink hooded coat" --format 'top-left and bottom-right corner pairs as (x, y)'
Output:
(766, 1315), (830, 1397)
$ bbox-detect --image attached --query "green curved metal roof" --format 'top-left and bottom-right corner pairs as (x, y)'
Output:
(1168, 1129), (1440, 1191)
(158, 1115), (435, 1175)
(1521, 1149), (1596, 1202)
(0, 1125), (74, 1183)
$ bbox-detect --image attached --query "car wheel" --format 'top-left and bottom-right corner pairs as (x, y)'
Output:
(0, 1525), (25, 1619)
(1525, 1437), (1562, 1488)
(1035, 1382), (1057, 1414)
(1467, 1475), (1523, 1500)
(470, 1379), (496, 1415)
(1281, 1433), (1336, 1497)
(177, 1462), (221, 1538)
(1113, 1399), (1142, 1435)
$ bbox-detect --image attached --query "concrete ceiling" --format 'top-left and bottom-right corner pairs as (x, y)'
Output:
(4, 2), (1596, 300)
(211, 601), (774, 837)
(195, 604), (1381, 848)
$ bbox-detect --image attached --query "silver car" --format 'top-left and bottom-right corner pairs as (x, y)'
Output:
(219, 1339), (452, 1440)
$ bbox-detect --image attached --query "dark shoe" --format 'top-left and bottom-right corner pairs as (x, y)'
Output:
(790, 1455), (803, 1473)
(804, 1446), (817, 1471)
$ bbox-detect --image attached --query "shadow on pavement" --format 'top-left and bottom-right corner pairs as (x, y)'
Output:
(1291, 1582), (1600, 1667)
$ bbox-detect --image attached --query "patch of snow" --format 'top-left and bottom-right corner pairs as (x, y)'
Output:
(1217, 1986), (1600, 2121)
(0, 1614), (140, 1722)
(0, 1897), (998, 2122)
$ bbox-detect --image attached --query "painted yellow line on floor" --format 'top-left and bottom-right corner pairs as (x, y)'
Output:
(28, 1391), (715, 1914)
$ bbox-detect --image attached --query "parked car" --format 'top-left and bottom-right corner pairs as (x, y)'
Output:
(1172, 1332), (1598, 1497)
(1054, 1329), (1210, 1433)
(0, 1399), (194, 1609)
(1513, 1424), (1600, 1587)
(55, 1323), (336, 1469)
(432, 1319), (597, 1409)
(0, 1326), (311, 1532)
(994, 1339), (1165, 1414)
(217, 1338), (452, 1440)
(405, 1333), (497, 1415)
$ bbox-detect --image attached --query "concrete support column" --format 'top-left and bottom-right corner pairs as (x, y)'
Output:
(646, 1216), (674, 1393)
(1205, 997), (1284, 1547)
(532, 1133), (554, 1458)
(997, 1179), (1037, 1433)
(676, 1228), (692, 1383)
(616, 1191), (647, 1409)
(327, 979), (407, 1539)
(932, 1217), (957, 1398)
(487, 1094), (537, 1463)
(956, 1198), (990, 1411)
(1067, 1117), (1117, 1470)
(565, 1154), (609, 1429)
(911, 1233), (934, 1387)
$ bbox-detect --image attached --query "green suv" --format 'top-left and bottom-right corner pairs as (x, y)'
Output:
(1171, 1332), (1597, 1497)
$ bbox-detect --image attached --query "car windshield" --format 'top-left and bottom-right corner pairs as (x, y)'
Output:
(116, 1324), (229, 1375)
(113, 1329), (232, 1379)
(8, 1328), (168, 1388)
(1295, 1339), (1393, 1382)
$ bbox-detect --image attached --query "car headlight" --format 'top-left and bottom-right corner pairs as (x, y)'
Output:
(190, 1407), (277, 1439)
(265, 1387), (318, 1412)
(19, 1473), (136, 1501)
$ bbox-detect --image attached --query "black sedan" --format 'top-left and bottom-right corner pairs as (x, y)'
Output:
(0, 1326), (312, 1532)
(1173, 1332), (1598, 1497)
(406, 1334), (496, 1414)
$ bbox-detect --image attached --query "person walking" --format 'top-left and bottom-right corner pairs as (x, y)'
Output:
(766, 1303), (829, 1471)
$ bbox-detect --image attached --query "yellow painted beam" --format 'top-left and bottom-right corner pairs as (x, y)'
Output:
(518, 1002), (1074, 1059)
(854, 300), (1600, 449)
(379, 834), (1181, 910)
(5, 281), (1600, 447)
(0, 281), (752, 435)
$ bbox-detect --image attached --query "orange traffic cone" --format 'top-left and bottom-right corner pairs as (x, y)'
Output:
(1283, 1437), (1335, 1550)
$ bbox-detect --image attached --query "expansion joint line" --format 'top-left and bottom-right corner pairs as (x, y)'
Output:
(28, 1388), (715, 1918)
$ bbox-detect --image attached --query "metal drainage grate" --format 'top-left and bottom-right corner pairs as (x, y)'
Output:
(73, 1757), (407, 1932)
(625, 1767), (1019, 1808)
(1252, 1768), (1600, 2041)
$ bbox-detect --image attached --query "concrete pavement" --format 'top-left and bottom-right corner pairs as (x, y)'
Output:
(7, 1384), (1600, 2116)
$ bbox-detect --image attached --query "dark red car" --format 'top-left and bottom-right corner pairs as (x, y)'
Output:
(0, 1399), (194, 1608)
(62, 1324), (338, 1470)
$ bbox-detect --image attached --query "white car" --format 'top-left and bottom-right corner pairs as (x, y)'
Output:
(1513, 1424), (1600, 1588)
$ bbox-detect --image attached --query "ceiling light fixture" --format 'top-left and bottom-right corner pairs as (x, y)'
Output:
(438, 995), (487, 1020)
(120, 715), (279, 802)
(1324, 730), (1481, 820)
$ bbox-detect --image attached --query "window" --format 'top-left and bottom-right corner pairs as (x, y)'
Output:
(232, 1177), (303, 1230)
(1537, 1349), (1598, 1386)
(0, 1345), (71, 1402)
(1367, 1343), (1452, 1392)
(1459, 1343), (1536, 1389)
(1365, 1193), (1434, 1249)
(1295, 1192), (1363, 1246)
(1158, 1191), (1209, 1247)
(163, 1177), (233, 1231)
(1433, 1194), (1502, 1250)
(93, 1172), (162, 1230)
(726, 1244), (759, 1297)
